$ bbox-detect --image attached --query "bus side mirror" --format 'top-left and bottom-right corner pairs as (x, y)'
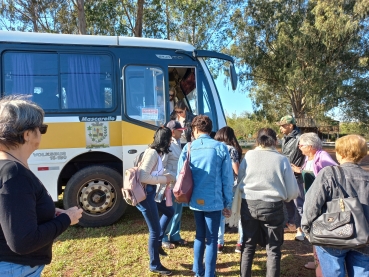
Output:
(230, 63), (238, 90)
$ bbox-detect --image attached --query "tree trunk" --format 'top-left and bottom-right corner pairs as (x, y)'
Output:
(134, 0), (144, 37)
(77, 0), (86, 34)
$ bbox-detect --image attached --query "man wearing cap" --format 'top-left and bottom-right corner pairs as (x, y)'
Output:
(161, 120), (188, 248)
(276, 115), (305, 241)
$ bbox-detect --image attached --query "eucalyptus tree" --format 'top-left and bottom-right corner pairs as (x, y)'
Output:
(229, 0), (369, 122)
(0, 0), (76, 33)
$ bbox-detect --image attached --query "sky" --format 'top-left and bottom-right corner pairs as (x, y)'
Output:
(215, 77), (253, 117)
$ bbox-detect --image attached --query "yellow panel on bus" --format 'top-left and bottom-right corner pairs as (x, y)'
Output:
(39, 121), (155, 149)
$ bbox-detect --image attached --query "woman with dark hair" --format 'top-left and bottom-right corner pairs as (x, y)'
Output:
(0, 95), (82, 277)
(177, 115), (234, 277)
(170, 100), (195, 147)
(214, 126), (243, 253)
(238, 128), (298, 277)
(137, 126), (174, 276)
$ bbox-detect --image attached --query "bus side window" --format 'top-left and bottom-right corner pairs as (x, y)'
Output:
(60, 54), (112, 110)
(124, 65), (165, 126)
(3, 52), (59, 109)
(33, 83), (59, 109)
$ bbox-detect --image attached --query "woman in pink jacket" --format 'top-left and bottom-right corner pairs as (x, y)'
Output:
(291, 132), (337, 275)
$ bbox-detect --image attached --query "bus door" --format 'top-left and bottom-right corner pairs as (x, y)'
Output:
(121, 57), (222, 173)
(168, 65), (219, 133)
(122, 65), (167, 170)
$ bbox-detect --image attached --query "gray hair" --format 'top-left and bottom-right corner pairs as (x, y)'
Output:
(0, 95), (44, 149)
(300, 132), (322, 150)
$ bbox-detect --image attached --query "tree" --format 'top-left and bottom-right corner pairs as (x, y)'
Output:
(0, 0), (78, 33)
(229, 0), (369, 122)
(340, 122), (369, 138)
(168, 0), (242, 50)
(72, 0), (87, 34)
(226, 112), (279, 140)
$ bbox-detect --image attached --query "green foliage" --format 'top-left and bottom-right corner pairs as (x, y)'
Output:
(226, 112), (280, 140)
(0, 0), (242, 52)
(340, 122), (369, 138)
(229, 0), (369, 122)
(0, 0), (77, 33)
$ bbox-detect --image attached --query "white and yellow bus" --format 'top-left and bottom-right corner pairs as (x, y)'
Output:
(0, 31), (237, 227)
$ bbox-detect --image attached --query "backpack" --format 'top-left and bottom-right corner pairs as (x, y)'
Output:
(133, 151), (145, 167)
(122, 150), (158, 206)
(122, 166), (146, 206)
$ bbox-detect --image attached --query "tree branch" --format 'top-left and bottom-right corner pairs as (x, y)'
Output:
(121, 0), (135, 36)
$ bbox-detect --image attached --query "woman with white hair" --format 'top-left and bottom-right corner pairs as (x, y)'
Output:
(291, 132), (337, 274)
(291, 132), (337, 190)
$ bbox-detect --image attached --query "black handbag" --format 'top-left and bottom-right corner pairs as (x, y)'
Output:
(309, 166), (369, 249)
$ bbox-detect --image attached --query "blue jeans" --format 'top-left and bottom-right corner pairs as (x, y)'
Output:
(162, 191), (184, 242)
(284, 200), (296, 225)
(284, 177), (304, 227)
(193, 210), (221, 277)
(293, 177), (305, 228)
(0, 262), (45, 277)
(136, 184), (174, 270)
(217, 214), (225, 245)
(316, 246), (369, 277)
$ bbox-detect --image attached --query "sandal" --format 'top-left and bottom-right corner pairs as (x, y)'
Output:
(162, 241), (175, 249)
(170, 238), (188, 246)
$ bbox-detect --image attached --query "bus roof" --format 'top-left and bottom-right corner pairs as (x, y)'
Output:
(0, 30), (196, 51)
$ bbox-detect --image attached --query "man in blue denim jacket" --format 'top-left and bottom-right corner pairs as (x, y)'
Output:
(177, 115), (233, 277)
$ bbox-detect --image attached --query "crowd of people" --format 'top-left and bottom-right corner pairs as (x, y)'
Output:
(138, 112), (369, 277)
(0, 95), (368, 277)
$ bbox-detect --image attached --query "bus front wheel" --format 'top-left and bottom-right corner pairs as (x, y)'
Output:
(63, 166), (127, 227)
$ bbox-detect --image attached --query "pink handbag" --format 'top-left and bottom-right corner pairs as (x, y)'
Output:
(173, 143), (193, 203)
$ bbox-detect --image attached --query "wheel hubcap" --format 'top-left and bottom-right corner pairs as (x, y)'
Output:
(78, 179), (116, 215)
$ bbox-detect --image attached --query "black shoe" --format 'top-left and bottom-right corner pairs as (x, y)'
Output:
(158, 246), (168, 256)
(150, 265), (172, 275)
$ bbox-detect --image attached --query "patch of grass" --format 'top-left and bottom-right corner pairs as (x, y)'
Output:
(42, 206), (315, 277)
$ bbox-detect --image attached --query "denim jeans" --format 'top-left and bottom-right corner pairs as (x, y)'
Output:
(162, 191), (184, 243)
(293, 177), (305, 228)
(315, 246), (369, 277)
(217, 214), (225, 245)
(193, 210), (221, 277)
(240, 199), (284, 277)
(219, 216), (244, 245)
(0, 262), (45, 277)
(284, 200), (296, 225)
(136, 184), (174, 270)
(284, 177), (304, 227)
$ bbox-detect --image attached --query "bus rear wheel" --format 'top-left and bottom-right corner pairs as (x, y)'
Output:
(63, 166), (126, 227)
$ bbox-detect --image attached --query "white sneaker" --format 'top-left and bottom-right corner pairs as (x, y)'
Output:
(295, 231), (305, 241)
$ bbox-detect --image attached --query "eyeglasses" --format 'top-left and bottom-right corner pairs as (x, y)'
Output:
(39, 124), (48, 134)
(175, 110), (184, 114)
(169, 94), (174, 97)
(298, 144), (308, 148)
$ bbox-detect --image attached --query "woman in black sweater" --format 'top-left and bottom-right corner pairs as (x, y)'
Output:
(0, 95), (82, 277)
